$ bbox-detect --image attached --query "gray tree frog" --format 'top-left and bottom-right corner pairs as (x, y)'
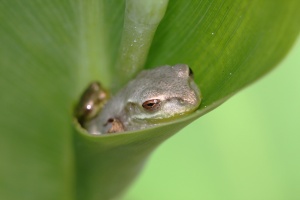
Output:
(84, 64), (201, 135)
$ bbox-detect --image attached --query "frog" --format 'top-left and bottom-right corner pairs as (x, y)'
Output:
(75, 82), (109, 128)
(84, 64), (201, 135)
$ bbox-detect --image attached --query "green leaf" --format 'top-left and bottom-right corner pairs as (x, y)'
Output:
(124, 39), (300, 200)
(0, 1), (299, 200)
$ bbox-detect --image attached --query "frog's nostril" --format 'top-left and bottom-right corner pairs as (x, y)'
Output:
(188, 67), (194, 78)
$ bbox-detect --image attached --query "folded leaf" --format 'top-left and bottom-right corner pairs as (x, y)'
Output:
(0, 1), (299, 200)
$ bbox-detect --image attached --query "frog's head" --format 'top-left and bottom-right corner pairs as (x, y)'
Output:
(124, 64), (201, 122)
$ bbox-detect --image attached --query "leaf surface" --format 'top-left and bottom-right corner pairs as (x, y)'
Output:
(0, 1), (299, 200)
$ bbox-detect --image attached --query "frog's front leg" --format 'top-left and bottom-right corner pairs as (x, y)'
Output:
(103, 118), (125, 133)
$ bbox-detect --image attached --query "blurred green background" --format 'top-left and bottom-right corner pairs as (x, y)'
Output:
(124, 38), (300, 200)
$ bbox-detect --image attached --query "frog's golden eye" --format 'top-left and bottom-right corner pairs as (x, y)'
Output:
(142, 99), (161, 111)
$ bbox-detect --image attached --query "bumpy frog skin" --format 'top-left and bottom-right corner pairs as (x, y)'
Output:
(75, 82), (109, 127)
(86, 64), (201, 135)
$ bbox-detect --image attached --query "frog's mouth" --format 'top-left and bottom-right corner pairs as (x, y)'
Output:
(132, 109), (196, 124)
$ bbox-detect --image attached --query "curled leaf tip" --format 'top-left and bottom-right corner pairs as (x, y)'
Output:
(115, 0), (169, 90)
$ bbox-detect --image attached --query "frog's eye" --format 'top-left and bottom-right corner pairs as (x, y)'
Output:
(142, 99), (161, 111)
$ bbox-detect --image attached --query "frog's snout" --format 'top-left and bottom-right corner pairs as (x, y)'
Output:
(186, 79), (201, 106)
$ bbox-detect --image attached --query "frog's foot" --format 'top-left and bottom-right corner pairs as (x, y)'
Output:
(103, 118), (125, 133)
